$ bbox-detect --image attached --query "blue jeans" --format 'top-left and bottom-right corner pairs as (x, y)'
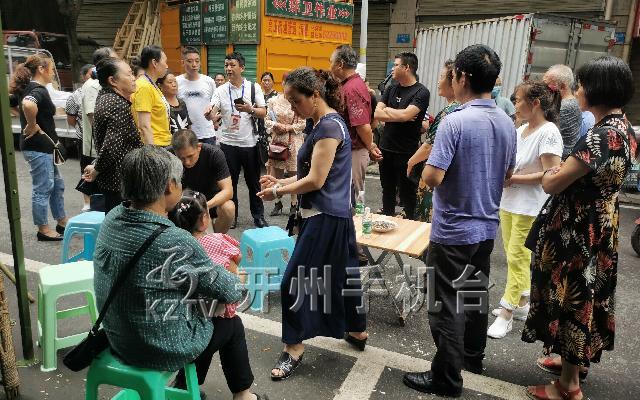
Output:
(23, 151), (66, 226)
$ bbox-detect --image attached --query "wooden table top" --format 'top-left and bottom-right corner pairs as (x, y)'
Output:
(353, 214), (431, 258)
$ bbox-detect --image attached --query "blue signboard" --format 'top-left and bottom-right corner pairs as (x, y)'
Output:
(396, 33), (410, 44)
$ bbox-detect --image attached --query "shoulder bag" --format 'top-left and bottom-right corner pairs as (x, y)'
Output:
(63, 223), (168, 371)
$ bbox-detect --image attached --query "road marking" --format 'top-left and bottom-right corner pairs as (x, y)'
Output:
(238, 312), (528, 400)
(2, 251), (528, 399)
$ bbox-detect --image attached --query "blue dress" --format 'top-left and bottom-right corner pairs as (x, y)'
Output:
(281, 113), (367, 344)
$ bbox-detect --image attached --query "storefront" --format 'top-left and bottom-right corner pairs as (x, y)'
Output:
(160, 0), (354, 88)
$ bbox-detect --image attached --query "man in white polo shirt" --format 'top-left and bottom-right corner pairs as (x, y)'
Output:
(176, 46), (217, 146)
(206, 52), (268, 228)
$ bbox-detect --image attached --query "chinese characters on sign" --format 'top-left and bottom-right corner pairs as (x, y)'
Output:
(266, 0), (354, 26)
(230, 0), (261, 44)
(180, 2), (202, 45)
(202, 0), (228, 45)
(265, 18), (349, 43)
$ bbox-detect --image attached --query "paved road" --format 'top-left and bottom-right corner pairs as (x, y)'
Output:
(1, 153), (639, 399)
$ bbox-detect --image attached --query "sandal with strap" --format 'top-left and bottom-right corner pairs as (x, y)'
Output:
(537, 357), (588, 382)
(270, 351), (303, 381)
(526, 380), (583, 400)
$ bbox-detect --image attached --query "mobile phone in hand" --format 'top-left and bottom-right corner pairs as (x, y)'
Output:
(233, 98), (245, 105)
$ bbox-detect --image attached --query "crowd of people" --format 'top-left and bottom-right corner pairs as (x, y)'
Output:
(8, 39), (638, 400)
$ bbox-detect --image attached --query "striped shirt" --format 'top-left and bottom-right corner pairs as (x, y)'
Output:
(94, 205), (242, 371)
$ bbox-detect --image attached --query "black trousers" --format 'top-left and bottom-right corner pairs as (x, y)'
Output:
(220, 143), (264, 220)
(103, 190), (122, 215)
(426, 239), (494, 392)
(379, 150), (417, 219)
(175, 316), (254, 394)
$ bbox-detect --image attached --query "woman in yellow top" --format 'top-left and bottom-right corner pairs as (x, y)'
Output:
(131, 45), (171, 146)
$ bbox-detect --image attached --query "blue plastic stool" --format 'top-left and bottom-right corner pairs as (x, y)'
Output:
(37, 261), (98, 372)
(239, 226), (295, 312)
(61, 211), (105, 263)
(85, 349), (201, 400)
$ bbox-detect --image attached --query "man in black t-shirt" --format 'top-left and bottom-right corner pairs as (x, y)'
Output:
(171, 129), (235, 233)
(374, 52), (430, 220)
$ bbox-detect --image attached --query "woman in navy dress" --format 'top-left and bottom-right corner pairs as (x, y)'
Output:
(258, 67), (368, 380)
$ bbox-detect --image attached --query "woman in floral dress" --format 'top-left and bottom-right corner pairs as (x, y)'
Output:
(264, 88), (307, 216)
(522, 56), (638, 400)
(406, 60), (458, 222)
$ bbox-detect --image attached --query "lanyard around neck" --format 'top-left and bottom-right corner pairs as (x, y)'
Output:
(228, 81), (245, 112)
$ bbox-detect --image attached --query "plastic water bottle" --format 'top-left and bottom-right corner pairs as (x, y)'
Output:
(355, 190), (365, 215)
(362, 207), (372, 235)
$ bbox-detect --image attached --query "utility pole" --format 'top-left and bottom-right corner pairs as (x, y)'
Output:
(359, 0), (368, 75)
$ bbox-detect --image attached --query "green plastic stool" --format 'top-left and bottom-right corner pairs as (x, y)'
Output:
(85, 349), (201, 400)
(37, 260), (98, 372)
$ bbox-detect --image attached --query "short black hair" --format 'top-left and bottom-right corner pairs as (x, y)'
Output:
(182, 46), (200, 57)
(171, 128), (199, 150)
(395, 52), (418, 77)
(214, 72), (225, 79)
(96, 57), (123, 88)
(92, 47), (114, 66)
(140, 45), (163, 69)
(156, 70), (174, 86)
(225, 52), (245, 67)
(576, 56), (634, 108)
(454, 44), (501, 94)
(261, 71), (274, 81)
(334, 44), (358, 69)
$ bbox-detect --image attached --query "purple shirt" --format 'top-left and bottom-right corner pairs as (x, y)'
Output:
(427, 99), (517, 245)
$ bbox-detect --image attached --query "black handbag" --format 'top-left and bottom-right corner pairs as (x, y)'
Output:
(524, 196), (552, 252)
(63, 224), (168, 371)
(75, 178), (100, 197)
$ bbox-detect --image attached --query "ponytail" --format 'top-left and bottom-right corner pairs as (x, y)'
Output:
(284, 67), (344, 113)
(168, 189), (208, 234)
(9, 54), (51, 96)
(515, 81), (561, 124)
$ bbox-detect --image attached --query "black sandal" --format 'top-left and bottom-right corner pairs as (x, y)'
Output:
(270, 351), (303, 381)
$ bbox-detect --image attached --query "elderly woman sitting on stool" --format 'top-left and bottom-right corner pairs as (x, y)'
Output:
(93, 145), (263, 400)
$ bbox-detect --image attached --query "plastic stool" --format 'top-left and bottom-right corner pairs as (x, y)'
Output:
(37, 260), (98, 372)
(239, 226), (295, 312)
(85, 349), (201, 400)
(61, 211), (105, 263)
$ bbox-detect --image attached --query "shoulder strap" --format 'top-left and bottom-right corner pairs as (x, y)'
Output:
(89, 224), (168, 334)
(250, 80), (256, 106)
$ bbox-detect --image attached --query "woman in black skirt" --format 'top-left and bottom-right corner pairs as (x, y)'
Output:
(258, 67), (368, 380)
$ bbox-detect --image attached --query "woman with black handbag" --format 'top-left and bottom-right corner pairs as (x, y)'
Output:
(10, 54), (68, 241)
(264, 74), (307, 217)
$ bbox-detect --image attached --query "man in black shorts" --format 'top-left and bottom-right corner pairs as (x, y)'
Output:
(172, 129), (235, 233)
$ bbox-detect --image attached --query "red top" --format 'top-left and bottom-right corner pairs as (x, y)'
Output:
(198, 233), (241, 318)
(341, 73), (372, 150)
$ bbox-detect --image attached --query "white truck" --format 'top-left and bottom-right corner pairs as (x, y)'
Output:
(5, 45), (76, 147)
(414, 13), (616, 112)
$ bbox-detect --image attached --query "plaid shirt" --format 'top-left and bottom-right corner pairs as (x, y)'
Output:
(197, 234), (241, 318)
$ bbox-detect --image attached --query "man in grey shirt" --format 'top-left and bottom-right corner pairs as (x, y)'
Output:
(543, 64), (581, 158)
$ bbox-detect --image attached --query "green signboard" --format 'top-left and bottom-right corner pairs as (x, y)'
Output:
(180, 2), (202, 45)
(266, 0), (354, 26)
(202, 0), (228, 45)
(230, 0), (261, 44)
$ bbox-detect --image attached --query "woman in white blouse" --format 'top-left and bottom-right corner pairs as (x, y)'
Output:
(488, 81), (563, 339)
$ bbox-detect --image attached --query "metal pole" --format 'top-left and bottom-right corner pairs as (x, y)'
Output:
(359, 0), (368, 66)
(0, 20), (36, 365)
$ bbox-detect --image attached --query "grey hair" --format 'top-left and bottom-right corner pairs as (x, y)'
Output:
(334, 45), (358, 69)
(546, 64), (574, 89)
(120, 145), (183, 205)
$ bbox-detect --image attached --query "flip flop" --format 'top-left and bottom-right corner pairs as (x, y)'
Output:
(270, 351), (303, 381)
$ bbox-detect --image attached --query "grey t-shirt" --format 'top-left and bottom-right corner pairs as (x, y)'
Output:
(559, 98), (582, 159)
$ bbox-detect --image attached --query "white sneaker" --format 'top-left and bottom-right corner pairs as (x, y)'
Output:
(487, 316), (513, 339)
(491, 303), (530, 321)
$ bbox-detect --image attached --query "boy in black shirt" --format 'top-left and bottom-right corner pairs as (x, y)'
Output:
(374, 52), (430, 220)
(171, 129), (235, 233)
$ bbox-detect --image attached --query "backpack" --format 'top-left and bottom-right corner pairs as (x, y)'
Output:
(249, 80), (270, 165)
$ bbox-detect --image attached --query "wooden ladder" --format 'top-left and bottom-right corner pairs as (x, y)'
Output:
(113, 0), (162, 62)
